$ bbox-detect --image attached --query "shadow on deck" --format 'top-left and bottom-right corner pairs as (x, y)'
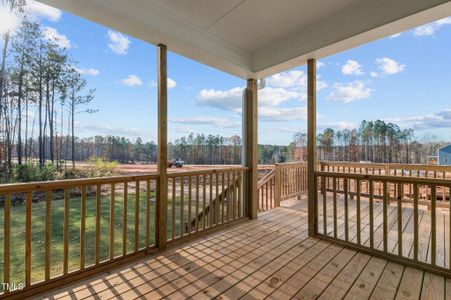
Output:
(36, 198), (450, 300)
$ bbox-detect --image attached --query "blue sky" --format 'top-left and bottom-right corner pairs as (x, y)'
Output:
(10, 1), (451, 145)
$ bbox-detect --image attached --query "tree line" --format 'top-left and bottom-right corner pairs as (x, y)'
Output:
(0, 0), (96, 180)
(292, 120), (446, 164)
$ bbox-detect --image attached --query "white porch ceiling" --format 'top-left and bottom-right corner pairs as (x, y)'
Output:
(39, 0), (451, 79)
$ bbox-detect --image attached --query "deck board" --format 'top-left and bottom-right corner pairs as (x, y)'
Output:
(36, 199), (448, 300)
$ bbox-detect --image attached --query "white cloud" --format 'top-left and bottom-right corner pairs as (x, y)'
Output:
(107, 30), (130, 55)
(168, 78), (176, 89)
(259, 107), (307, 122)
(318, 121), (356, 130)
(121, 74), (142, 87)
(414, 17), (451, 37)
(74, 67), (99, 76)
(327, 81), (372, 103)
(341, 60), (363, 75)
(375, 57), (405, 75)
(26, 0), (61, 22)
(76, 123), (152, 140)
(267, 70), (306, 89)
(265, 70), (326, 100)
(394, 109), (451, 129)
(195, 68), (326, 122)
(370, 72), (379, 78)
(169, 116), (240, 128)
(389, 33), (402, 39)
(43, 27), (71, 48)
(197, 87), (242, 113)
(317, 61), (326, 69)
(259, 87), (300, 107)
(196, 86), (300, 114)
(151, 78), (177, 89)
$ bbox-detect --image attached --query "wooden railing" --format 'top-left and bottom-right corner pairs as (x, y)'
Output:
(0, 174), (159, 296)
(0, 166), (248, 298)
(257, 162), (307, 212)
(319, 161), (451, 208)
(314, 170), (451, 277)
(319, 161), (451, 178)
(166, 167), (248, 243)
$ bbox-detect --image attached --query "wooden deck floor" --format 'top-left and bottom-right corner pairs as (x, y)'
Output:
(36, 200), (451, 300)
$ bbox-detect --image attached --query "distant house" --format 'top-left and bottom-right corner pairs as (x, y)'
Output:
(439, 144), (451, 165)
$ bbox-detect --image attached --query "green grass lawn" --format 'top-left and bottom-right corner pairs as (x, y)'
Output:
(0, 188), (202, 286)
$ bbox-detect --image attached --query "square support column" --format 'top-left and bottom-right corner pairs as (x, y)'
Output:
(243, 79), (258, 219)
(307, 59), (318, 237)
(156, 44), (168, 249)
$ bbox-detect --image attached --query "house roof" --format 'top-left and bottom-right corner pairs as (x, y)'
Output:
(439, 144), (451, 152)
(38, 0), (451, 79)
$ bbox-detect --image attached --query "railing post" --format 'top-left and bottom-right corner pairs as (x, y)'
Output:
(307, 58), (317, 237)
(274, 164), (281, 207)
(156, 43), (168, 249)
(384, 164), (390, 176)
(243, 79), (258, 219)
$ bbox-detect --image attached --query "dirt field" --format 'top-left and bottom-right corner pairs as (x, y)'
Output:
(76, 162), (274, 178)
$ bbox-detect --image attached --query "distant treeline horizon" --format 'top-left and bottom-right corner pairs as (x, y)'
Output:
(6, 119), (448, 167)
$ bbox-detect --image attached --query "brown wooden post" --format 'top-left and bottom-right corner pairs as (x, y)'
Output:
(307, 59), (317, 237)
(274, 164), (281, 207)
(156, 43), (168, 249)
(243, 79), (258, 219)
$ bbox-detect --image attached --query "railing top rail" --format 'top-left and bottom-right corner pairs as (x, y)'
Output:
(319, 161), (451, 172)
(275, 161), (307, 168)
(0, 173), (160, 193)
(167, 166), (249, 178)
(315, 170), (451, 186)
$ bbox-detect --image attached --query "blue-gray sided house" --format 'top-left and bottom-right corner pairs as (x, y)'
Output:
(439, 144), (451, 165)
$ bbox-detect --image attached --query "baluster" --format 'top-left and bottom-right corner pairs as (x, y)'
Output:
(110, 184), (115, 260)
(25, 191), (32, 286)
(4, 193), (10, 287)
(233, 172), (237, 219)
(196, 175), (200, 231)
(135, 181), (140, 251)
(95, 184), (101, 264)
(357, 179), (361, 245)
(188, 176), (192, 234)
(123, 183), (128, 255)
(369, 180), (374, 249)
(397, 182), (403, 257)
(322, 176), (327, 235)
(227, 172), (231, 220)
(333, 177), (337, 239)
(344, 178), (349, 242)
(238, 171), (242, 217)
(265, 175), (269, 210)
(413, 183), (419, 261)
(146, 180), (151, 247)
(64, 189), (70, 272)
(203, 174), (206, 229)
(210, 174), (214, 226)
(181, 176), (185, 235)
(45, 191), (51, 280)
(431, 185), (437, 265)
(80, 186), (86, 269)
(383, 181), (388, 253)
(221, 173), (225, 223)
(171, 178), (176, 240)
